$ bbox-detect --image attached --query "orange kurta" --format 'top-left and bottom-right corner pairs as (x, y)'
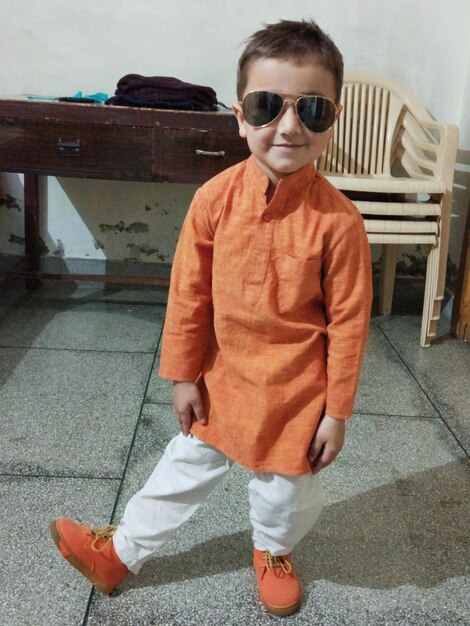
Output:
(160, 156), (372, 475)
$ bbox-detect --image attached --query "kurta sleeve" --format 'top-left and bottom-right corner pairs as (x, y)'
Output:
(159, 189), (214, 382)
(322, 214), (372, 419)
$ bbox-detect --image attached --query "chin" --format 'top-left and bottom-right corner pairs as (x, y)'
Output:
(274, 162), (305, 175)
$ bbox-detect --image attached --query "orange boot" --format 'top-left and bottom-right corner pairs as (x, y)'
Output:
(253, 548), (301, 616)
(50, 517), (129, 594)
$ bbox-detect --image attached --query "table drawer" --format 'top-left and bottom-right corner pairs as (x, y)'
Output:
(0, 118), (154, 180)
(162, 127), (249, 177)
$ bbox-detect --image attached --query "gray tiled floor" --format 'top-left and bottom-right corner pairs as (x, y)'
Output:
(0, 280), (469, 626)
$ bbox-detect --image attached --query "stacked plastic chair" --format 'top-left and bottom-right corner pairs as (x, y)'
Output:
(317, 72), (459, 347)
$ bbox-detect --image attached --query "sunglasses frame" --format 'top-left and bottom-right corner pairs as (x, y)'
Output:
(240, 90), (338, 134)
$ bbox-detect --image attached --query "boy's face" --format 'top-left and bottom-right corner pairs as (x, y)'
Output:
(233, 57), (341, 189)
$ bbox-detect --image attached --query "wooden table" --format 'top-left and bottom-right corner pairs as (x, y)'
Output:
(0, 98), (250, 287)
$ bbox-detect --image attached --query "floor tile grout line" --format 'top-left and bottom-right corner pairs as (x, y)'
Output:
(377, 323), (470, 459)
(0, 343), (157, 355)
(81, 317), (165, 625)
(0, 296), (168, 307)
(108, 332), (163, 525)
(0, 472), (122, 480)
(354, 411), (442, 419)
(81, 588), (96, 626)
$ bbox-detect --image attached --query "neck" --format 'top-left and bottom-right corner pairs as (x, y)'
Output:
(266, 181), (277, 204)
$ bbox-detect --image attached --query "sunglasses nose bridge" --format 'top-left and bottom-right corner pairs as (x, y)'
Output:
(276, 97), (303, 130)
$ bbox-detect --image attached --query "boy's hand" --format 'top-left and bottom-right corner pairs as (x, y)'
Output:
(308, 414), (345, 474)
(172, 381), (207, 436)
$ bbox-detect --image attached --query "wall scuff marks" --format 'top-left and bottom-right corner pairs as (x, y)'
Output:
(0, 194), (21, 211)
(125, 243), (166, 260)
(98, 221), (150, 234)
(8, 234), (24, 246)
(1, 174), (197, 265)
(125, 222), (150, 234)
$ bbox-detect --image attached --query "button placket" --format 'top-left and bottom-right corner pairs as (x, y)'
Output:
(244, 211), (276, 305)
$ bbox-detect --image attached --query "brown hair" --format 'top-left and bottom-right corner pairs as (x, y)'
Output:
(237, 19), (344, 103)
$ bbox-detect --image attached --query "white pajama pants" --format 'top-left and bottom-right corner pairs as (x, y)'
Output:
(113, 433), (325, 574)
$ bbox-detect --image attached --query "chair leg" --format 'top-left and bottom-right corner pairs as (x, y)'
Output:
(420, 194), (451, 346)
(378, 244), (399, 314)
(420, 242), (440, 347)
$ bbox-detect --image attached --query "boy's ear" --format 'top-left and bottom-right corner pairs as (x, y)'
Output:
(232, 102), (248, 139)
(334, 104), (343, 122)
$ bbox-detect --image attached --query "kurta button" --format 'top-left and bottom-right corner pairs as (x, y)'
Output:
(262, 212), (273, 222)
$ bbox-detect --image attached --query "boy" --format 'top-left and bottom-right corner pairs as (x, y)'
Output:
(50, 19), (372, 617)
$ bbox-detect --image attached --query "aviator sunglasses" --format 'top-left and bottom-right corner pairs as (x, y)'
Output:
(241, 91), (338, 133)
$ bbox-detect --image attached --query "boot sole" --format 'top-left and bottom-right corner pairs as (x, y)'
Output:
(49, 520), (115, 595)
(262, 598), (301, 617)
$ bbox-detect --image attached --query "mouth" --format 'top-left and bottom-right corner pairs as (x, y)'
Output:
(274, 143), (304, 149)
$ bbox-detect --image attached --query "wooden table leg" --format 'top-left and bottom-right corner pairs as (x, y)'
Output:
(24, 173), (42, 288)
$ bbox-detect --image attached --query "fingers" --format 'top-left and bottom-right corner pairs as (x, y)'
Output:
(308, 414), (346, 473)
(178, 408), (192, 437)
(310, 445), (338, 475)
(190, 394), (207, 426)
(172, 381), (207, 436)
(307, 440), (323, 466)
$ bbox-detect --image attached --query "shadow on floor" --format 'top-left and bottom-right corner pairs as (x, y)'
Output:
(118, 459), (469, 596)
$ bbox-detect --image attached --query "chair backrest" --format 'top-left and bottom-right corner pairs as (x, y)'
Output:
(317, 72), (457, 185)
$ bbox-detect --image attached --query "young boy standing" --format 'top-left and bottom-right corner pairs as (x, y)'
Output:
(50, 20), (372, 617)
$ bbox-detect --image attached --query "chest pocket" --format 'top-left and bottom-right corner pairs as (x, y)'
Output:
(274, 255), (322, 314)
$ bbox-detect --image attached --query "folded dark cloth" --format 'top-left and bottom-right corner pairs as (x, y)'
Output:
(106, 74), (219, 111)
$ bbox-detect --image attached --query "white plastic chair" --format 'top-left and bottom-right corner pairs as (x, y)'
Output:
(317, 72), (459, 347)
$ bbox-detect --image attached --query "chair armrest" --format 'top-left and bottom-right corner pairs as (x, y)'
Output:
(395, 111), (459, 187)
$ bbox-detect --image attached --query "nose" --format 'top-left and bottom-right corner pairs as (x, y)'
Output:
(276, 100), (302, 134)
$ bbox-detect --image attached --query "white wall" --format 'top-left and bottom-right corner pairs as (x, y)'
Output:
(1, 0), (469, 270)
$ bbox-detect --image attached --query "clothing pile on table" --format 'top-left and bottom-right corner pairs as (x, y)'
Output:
(105, 74), (219, 111)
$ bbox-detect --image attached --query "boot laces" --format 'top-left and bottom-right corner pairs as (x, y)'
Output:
(263, 551), (292, 574)
(86, 524), (118, 552)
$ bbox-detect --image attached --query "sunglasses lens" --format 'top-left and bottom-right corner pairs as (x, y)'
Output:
(242, 91), (284, 127)
(297, 96), (336, 133)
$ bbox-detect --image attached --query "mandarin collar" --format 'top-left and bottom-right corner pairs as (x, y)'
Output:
(246, 155), (317, 206)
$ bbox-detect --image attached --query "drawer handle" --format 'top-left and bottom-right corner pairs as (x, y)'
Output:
(195, 149), (226, 158)
(57, 138), (81, 157)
